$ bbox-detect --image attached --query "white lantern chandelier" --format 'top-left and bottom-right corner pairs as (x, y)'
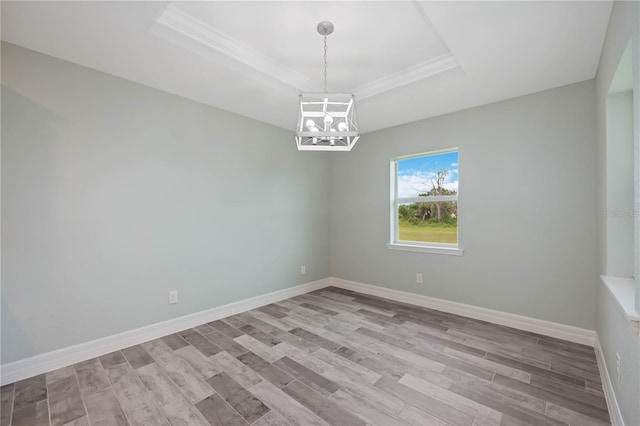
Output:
(295, 21), (360, 151)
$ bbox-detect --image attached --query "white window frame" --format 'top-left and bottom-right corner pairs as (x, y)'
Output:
(387, 149), (463, 256)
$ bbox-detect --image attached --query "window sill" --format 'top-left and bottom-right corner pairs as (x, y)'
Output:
(601, 275), (639, 334)
(386, 243), (464, 256)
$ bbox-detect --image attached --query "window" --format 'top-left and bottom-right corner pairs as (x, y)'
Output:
(388, 149), (463, 255)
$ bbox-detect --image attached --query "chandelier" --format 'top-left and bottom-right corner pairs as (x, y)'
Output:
(295, 21), (360, 151)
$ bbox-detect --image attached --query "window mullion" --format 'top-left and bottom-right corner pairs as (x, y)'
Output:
(398, 195), (458, 204)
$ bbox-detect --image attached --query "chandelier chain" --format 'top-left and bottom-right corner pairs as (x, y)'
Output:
(323, 35), (328, 93)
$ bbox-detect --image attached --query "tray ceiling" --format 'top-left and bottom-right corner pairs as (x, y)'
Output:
(1, 1), (613, 134)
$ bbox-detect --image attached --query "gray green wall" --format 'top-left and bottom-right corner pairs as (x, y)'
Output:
(330, 80), (598, 329)
(606, 90), (634, 277)
(1, 43), (330, 364)
(595, 1), (640, 425)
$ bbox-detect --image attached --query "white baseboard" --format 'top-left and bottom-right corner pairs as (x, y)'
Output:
(1, 276), (600, 386)
(594, 335), (624, 426)
(329, 277), (597, 346)
(0, 278), (329, 386)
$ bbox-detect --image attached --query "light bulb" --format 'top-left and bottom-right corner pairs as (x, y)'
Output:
(337, 122), (348, 132)
(329, 128), (336, 141)
(305, 119), (316, 130)
(323, 114), (333, 132)
(309, 125), (318, 144)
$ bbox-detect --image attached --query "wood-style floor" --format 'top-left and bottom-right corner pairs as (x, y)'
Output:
(1, 287), (610, 426)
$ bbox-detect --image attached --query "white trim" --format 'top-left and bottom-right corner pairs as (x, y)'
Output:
(149, 5), (322, 92)
(394, 147), (460, 161)
(0, 278), (329, 386)
(594, 335), (625, 426)
(329, 277), (596, 346)
(387, 243), (464, 256)
(352, 53), (460, 100)
(600, 275), (639, 333)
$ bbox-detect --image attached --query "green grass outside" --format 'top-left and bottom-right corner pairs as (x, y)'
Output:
(399, 222), (458, 244)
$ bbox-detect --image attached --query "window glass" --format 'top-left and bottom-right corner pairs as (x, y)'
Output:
(392, 150), (459, 247)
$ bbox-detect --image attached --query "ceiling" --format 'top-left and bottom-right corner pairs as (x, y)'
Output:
(1, 1), (612, 134)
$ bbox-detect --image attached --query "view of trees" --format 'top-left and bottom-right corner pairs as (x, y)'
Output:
(398, 169), (458, 244)
(398, 169), (458, 226)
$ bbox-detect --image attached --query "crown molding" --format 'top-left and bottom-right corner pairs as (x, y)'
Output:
(150, 4), (460, 103)
(352, 53), (460, 100)
(149, 4), (322, 92)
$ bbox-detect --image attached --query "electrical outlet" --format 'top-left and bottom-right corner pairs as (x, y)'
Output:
(168, 290), (178, 304)
(616, 353), (621, 382)
(300, 265), (306, 275)
(416, 273), (423, 284)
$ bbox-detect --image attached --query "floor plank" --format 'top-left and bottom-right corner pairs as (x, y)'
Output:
(207, 320), (244, 338)
(236, 351), (294, 388)
(273, 357), (340, 396)
(162, 396), (210, 426)
(399, 404), (450, 426)
(399, 373), (503, 425)
(375, 375), (476, 426)
(195, 394), (248, 426)
(174, 345), (221, 379)
(282, 380), (367, 426)
(121, 345), (155, 370)
(248, 380), (328, 426)
(105, 363), (169, 426)
(206, 371), (270, 423)
(135, 362), (184, 407)
(13, 374), (47, 411)
(11, 399), (49, 426)
(74, 359), (110, 396)
(45, 367), (76, 385)
(47, 376), (86, 426)
(492, 374), (610, 422)
(234, 334), (284, 363)
(198, 326), (249, 357)
(209, 351), (263, 389)
(329, 387), (409, 426)
(98, 351), (127, 369)
(142, 340), (214, 404)
(179, 329), (223, 357)
(250, 410), (292, 426)
(83, 387), (129, 426)
(2, 287), (611, 426)
(161, 333), (189, 351)
(1, 384), (15, 426)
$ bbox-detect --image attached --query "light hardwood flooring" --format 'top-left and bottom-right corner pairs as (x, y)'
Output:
(1, 287), (610, 426)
